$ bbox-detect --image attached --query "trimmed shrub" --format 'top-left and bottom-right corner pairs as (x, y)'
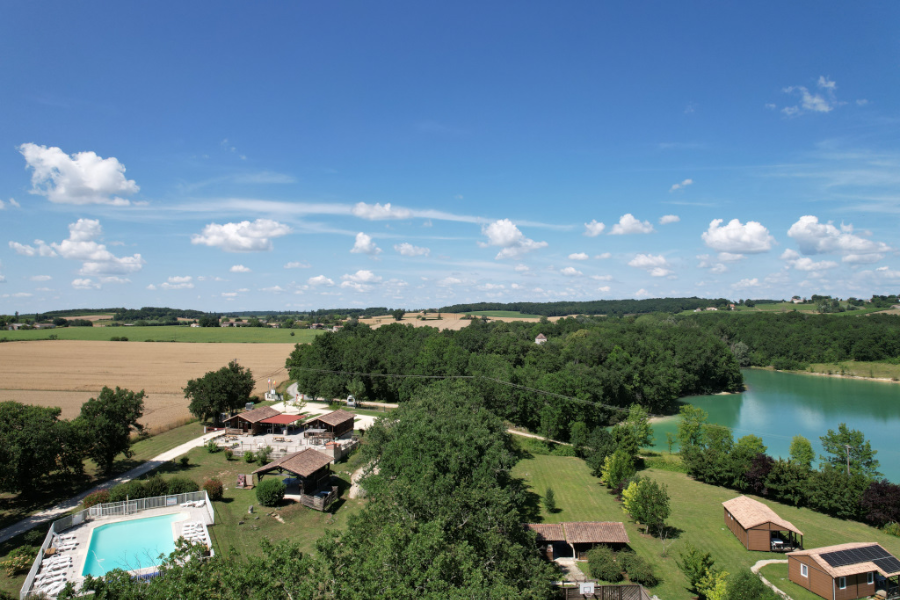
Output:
(1, 546), (38, 576)
(179, 456), (190, 468)
(587, 546), (622, 583)
(203, 478), (224, 501)
(224, 448), (234, 461)
(143, 474), (169, 498)
(23, 529), (45, 546)
(109, 480), (147, 503)
(621, 553), (658, 587)
(725, 569), (779, 600)
(244, 451), (255, 463)
(256, 446), (273, 466)
(167, 477), (199, 495)
(205, 440), (221, 453)
(82, 489), (110, 509)
(255, 478), (286, 507)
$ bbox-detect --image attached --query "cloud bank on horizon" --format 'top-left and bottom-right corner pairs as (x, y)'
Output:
(1, 3), (898, 311)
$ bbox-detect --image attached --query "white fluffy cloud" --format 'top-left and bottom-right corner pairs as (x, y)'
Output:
(260, 285), (284, 293)
(394, 242), (430, 257)
(191, 219), (291, 252)
(669, 179), (693, 193)
(307, 275), (334, 286)
(659, 215), (680, 225)
(350, 232), (382, 255)
(597, 285), (611, 292)
(560, 266), (583, 277)
(30, 275), (52, 281)
(72, 278), (101, 290)
(780, 76), (841, 116)
(568, 252), (589, 261)
(9, 240), (56, 257)
(583, 220), (606, 237)
(591, 275), (613, 281)
(438, 276), (463, 286)
(160, 275), (194, 290)
(787, 216), (890, 263)
(628, 254), (672, 277)
(610, 214), (654, 235)
(284, 261), (310, 269)
(342, 270), (382, 284)
(791, 257), (838, 271)
(352, 202), (412, 220)
(19, 143), (139, 206)
(702, 218), (775, 254)
(732, 278), (761, 290)
(230, 265), (251, 273)
(19, 219), (145, 276)
(697, 254), (728, 274)
(480, 219), (548, 259)
(0, 198), (21, 210)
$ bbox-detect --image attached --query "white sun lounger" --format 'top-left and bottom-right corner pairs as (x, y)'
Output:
(44, 557), (72, 567)
(42, 580), (68, 596)
(35, 572), (66, 585)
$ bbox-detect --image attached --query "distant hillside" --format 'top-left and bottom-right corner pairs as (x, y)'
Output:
(438, 297), (731, 317)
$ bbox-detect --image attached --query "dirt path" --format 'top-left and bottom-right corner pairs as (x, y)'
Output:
(0, 430), (224, 544)
(348, 465), (368, 499)
(507, 429), (571, 445)
(751, 559), (791, 599)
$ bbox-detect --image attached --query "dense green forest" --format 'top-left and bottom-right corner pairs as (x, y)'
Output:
(286, 316), (743, 439)
(111, 307), (209, 322)
(437, 297), (731, 317)
(686, 312), (900, 368)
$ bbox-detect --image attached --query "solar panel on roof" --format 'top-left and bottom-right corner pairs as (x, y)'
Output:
(874, 556), (900, 574)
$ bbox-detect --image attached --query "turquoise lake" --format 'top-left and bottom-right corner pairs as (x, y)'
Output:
(650, 369), (900, 482)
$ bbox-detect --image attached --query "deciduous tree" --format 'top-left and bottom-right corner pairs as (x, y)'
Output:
(819, 423), (881, 480)
(77, 386), (145, 474)
(184, 360), (255, 423)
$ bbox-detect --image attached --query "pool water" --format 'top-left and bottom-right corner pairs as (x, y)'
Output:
(82, 513), (184, 577)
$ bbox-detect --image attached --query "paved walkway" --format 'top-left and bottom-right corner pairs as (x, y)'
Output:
(751, 559), (792, 600)
(0, 430), (223, 544)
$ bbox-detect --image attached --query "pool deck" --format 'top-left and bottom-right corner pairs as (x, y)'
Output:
(29, 505), (211, 597)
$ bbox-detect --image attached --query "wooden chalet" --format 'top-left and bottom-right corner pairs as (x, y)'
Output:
(304, 409), (355, 439)
(723, 495), (803, 552)
(222, 406), (281, 435)
(526, 521), (629, 560)
(788, 543), (900, 600)
(253, 448), (338, 511)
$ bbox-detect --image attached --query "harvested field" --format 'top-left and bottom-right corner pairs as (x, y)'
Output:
(358, 312), (564, 331)
(0, 340), (295, 431)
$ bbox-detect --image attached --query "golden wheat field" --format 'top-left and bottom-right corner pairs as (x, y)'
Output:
(0, 340), (296, 431)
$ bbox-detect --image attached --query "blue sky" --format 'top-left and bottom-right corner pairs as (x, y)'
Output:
(1, 2), (899, 312)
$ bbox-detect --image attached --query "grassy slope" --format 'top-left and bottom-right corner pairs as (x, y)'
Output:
(511, 453), (900, 600)
(0, 326), (322, 343)
(804, 360), (900, 380)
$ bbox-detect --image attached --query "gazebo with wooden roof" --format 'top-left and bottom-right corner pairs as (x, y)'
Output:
(253, 448), (337, 510)
(525, 521), (630, 560)
(723, 495), (803, 552)
(304, 409), (355, 439)
(222, 406), (281, 435)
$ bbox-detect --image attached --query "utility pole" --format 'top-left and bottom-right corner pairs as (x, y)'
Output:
(844, 444), (852, 476)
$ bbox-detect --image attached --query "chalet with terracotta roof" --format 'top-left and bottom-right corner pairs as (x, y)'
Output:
(525, 521), (629, 560)
(723, 495), (803, 552)
(253, 448), (338, 511)
(305, 409), (355, 438)
(788, 542), (900, 600)
(222, 405), (282, 435)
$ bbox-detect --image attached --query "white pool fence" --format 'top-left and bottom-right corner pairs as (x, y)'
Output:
(20, 491), (213, 599)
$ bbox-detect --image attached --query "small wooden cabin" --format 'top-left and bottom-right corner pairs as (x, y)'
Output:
(788, 542), (900, 600)
(305, 409), (355, 439)
(525, 521), (629, 560)
(723, 495), (803, 552)
(253, 448), (336, 511)
(222, 406), (282, 435)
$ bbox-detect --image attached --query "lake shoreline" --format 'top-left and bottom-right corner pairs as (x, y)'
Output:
(749, 365), (900, 385)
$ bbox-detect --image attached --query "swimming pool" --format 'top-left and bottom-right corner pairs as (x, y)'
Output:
(82, 513), (185, 577)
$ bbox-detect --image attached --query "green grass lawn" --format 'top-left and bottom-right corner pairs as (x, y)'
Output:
(759, 563), (824, 600)
(511, 451), (900, 600)
(467, 310), (544, 319)
(0, 326), (322, 344)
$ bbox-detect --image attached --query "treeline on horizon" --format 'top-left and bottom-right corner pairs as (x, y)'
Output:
(286, 316), (743, 438)
(686, 311), (900, 368)
(437, 297), (732, 317)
